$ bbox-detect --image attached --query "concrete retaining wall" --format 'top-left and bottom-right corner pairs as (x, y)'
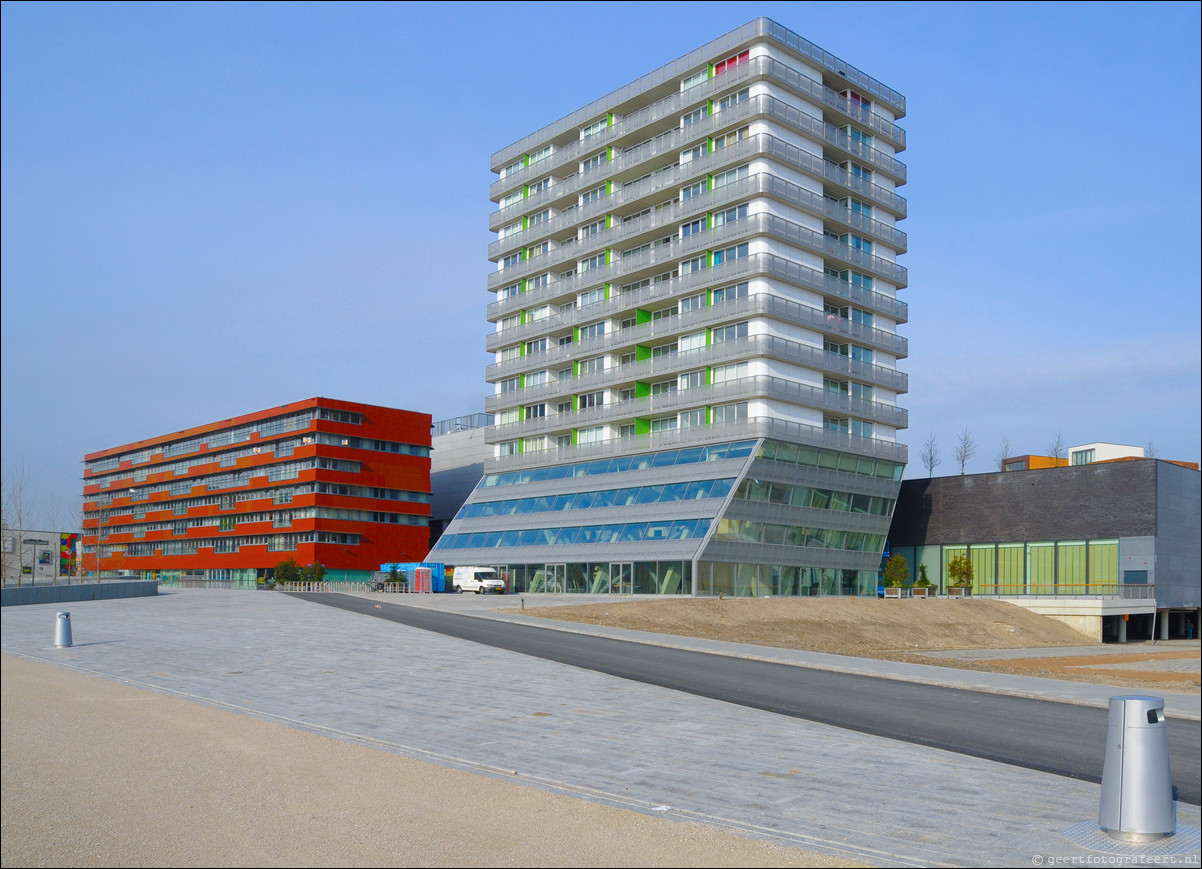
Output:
(1, 581), (159, 607)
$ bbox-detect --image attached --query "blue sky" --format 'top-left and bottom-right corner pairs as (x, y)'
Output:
(3, 1), (1200, 520)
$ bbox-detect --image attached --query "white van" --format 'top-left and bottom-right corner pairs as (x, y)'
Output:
(450, 566), (505, 594)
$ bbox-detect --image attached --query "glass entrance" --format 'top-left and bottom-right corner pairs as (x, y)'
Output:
(610, 562), (632, 595)
(544, 563), (566, 594)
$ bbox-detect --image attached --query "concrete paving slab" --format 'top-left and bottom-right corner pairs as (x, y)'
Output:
(2, 590), (1198, 868)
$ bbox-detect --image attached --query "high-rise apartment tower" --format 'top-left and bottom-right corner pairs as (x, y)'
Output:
(431, 18), (908, 596)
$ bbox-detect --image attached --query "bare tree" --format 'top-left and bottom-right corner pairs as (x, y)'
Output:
(996, 436), (1013, 471)
(1046, 431), (1067, 467)
(953, 427), (977, 475)
(2, 461), (36, 587)
(1145, 441), (1159, 459)
(920, 433), (941, 477)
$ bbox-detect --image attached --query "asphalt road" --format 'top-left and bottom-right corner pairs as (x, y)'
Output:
(298, 592), (1202, 806)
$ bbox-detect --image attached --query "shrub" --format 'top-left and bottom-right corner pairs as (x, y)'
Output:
(883, 553), (910, 587)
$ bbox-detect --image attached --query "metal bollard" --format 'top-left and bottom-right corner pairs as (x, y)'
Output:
(1099, 695), (1174, 842)
(54, 611), (73, 648)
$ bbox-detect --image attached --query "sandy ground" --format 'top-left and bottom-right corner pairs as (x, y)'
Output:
(509, 597), (1201, 695)
(0, 654), (863, 869)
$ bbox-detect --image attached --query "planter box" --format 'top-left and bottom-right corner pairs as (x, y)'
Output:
(884, 585), (904, 598)
(912, 586), (934, 598)
(947, 586), (973, 598)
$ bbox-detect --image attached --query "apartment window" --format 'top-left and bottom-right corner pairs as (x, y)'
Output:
(580, 219), (606, 238)
(681, 218), (705, 238)
(679, 330), (707, 352)
(711, 281), (749, 303)
(524, 404), (546, 419)
(529, 305), (551, 321)
(527, 370), (550, 387)
(851, 345), (874, 363)
(650, 417), (678, 433)
(681, 107), (707, 127)
(582, 151), (608, 173)
(499, 346), (521, 363)
(681, 69), (708, 91)
(620, 424), (636, 438)
(845, 197), (873, 218)
(500, 159), (523, 179)
(620, 316), (637, 330)
(712, 322), (748, 343)
(619, 387), (636, 402)
(843, 233), (874, 254)
(679, 370), (705, 390)
(851, 308), (874, 327)
(622, 242), (651, 259)
(714, 50), (749, 76)
(502, 251), (523, 269)
(681, 143), (707, 164)
(847, 162), (873, 182)
(651, 343), (677, 358)
(525, 338), (548, 355)
(650, 305), (678, 321)
(843, 89), (872, 110)
(711, 361), (748, 384)
(845, 127), (873, 148)
(528, 273), (549, 289)
(528, 209), (550, 226)
(717, 88), (749, 112)
(528, 145), (551, 165)
(713, 242), (748, 265)
(1071, 449), (1096, 466)
(651, 379), (677, 396)
(825, 416), (849, 434)
(557, 363), (572, 376)
(557, 401), (573, 414)
(622, 207), (651, 224)
(713, 126), (749, 150)
(499, 281), (522, 300)
(680, 255), (707, 275)
(579, 287), (605, 307)
(498, 440), (521, 457)
(500, 377), (520, 393)
(712, 402), (748, 424)
(557, 434), (573, 449)
(498, 409), (520, 426)
(577, 426), (604, 445)
(682, 180), (707, 200)
(581, 117), (608, 139)
(711, 165), (749, 189)
(528, 241), (549, 258)
(680, 292), (706, 313)
(711, 204), (747, 227)
(581, 185), (607, 205)
(529, 177), (552, 195)
(499, 221), (523, 239)
(499, 314), (522, 331)
(580, 252), (607, 272)
(851, 419), (874, 438)
(679, 409), (705, 428)
(579, 355), (605, 375)
(579, 321), (606, 340)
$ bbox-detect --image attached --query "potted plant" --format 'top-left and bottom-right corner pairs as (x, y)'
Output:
(883, 553), (910, 598)
(946, 554), (973, 598)
(913, 566), (934, 598)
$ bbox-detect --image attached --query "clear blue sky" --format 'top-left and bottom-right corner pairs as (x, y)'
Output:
(3, 1), (1200, 522)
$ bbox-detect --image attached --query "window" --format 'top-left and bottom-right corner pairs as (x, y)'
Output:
(502, 251), (523, 269)
(579, 321), (606, 340)
(681, 70), (708, 91)
(681, 218), (705, 238)
(843, 233), (874, 254)
(679, 409), (705, 428)
(529, 305), (551, 321)
(844, 197), (873, 218)
(557, 400), (573, 413)
(526, 370), (550, 387)
(842, 89), (872, 110)
(500, 158), (523, 179)
(711, 322), (748, 343)
(713, 242), (748, 265)
(650, 305), (677, 321)
(529, 177), (551, 195)
(681, 107), (707, 127)
(528, 209), (550, 226)
(714, 50), (748, 76)
(713, 126), (749, 150)
(621, 242), (651, 259)
(579, 355), (605, 375)
(679, 330), (707, 352)
(581, 185), (606, 205)
(619, 387), (636, 402)
(581, 151), (608, 173)
(528, 241), (549, 258)
(651, 379), (677, 396)
(846, 162), (873, 182)
(528, 272), (549, 290)
(499, 281), (522, 300)
(499, 346), (520, 363)
(580, 219), (606, 238)
(711, 281), (749, 303)
(679, 370), (705, 390)
(498, 440), (520, 457)
(712, 402), (748, 424)
(527, 145), (551, 165)
(681, 180), (706, 200)
(680, 292), (706, 313)
(498, 409), (520, 425)
(845, 127), (873, 148)
(717, 88), (749, 112)
(711, 203), (747, 227)
(578, 287), (605, 307)
(711, 165), (749, 189)
(650, 417), (677, 433)
(525, 338), (548, 355)
(711, 361), (748, 383)
(499, 377), (520, 393)
(524, 404), (546, 419)
(499, 314), (521, 331)
(680, 255), (707, 275)
(499, 220), (523, 239)
(1071, 449), (1096, 466)
(580, 252), (607, 272)
(680, 143), (706, 164)
(577, 426), (604, 445)
(651, 342), (677, 358)
(581, 117), (608, 139)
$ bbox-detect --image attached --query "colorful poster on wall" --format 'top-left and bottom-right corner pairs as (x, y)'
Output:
(60, 533), (78, 576)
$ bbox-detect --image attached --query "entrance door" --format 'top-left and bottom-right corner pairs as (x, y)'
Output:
(545, 563), (566, 594)
(610, 562), (632, 595)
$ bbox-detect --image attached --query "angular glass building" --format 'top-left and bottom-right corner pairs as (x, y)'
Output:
(430, 18), (908, 596)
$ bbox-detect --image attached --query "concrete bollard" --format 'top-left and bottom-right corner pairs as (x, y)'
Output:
(1099, 695), (1174, 842)
(54, 611), (73, 648)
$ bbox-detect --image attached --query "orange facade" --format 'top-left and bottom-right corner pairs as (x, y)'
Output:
(82, 398), (432, 579)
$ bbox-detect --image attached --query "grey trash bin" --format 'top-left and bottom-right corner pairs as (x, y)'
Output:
(54, 611), (73, 648)
(1099, 695), (1174, 842)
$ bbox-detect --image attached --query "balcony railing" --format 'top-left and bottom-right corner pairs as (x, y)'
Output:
(975, 583), (1156, 599)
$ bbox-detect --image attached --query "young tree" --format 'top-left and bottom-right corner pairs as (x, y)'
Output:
(920, 433), (941, 477)
(1145, 442), (1159, 459)
(274, 558), (301, 585)
(995, 436), (1012, 471)
(3, 461), (37, 587)
(1046, 431), (1067, 467)
(947, 554), (974, 588)
(953, 427), (977, 475)
(883, 553), (910, 587)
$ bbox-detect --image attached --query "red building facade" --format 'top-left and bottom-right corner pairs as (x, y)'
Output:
(82, 398), (431, 583)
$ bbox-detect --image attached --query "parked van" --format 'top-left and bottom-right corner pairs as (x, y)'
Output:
(450, 566), (505, 595)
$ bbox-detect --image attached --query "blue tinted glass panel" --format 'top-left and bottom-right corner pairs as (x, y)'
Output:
(587, 460), (611, 476)
(651, 451), (678, 467)
(514, 499), (536, 514)
(518, 529), (541, 545)
(592, 489), (617, 508)
(660, 483), (688, 501)
(578, 525), (601, 543)
(547, 464), (571, 479)
(598, 524), (623, 542)
(619, 523), (646, 541)
(675, 447), (704, 464)
(551, 494), (572, 511)
(635, 485), (663, 504)
(644, 521), (671, 540)
(556, 526), (580, 544)
(467, 533), (486, 547)
(500, 530), (521, 547)
(726, 441), (755, 458)
(611, 456), (635, 472)
(613, 488), (639, 507)
(569, 491), (597, 509)
(484, 531), (503, 547)
(709, 478), (734, 498)
(529, 467), (551, 482)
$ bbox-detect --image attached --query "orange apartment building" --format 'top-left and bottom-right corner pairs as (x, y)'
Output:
(82, 398), (431, 585)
